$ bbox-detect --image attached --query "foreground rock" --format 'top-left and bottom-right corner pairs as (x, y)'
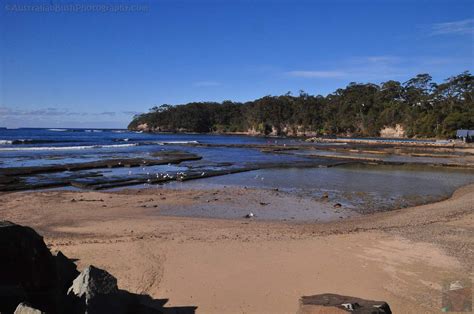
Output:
(298, 294), (392, 313)
(68, 266), (118, 301)
(0, 221), (77, 313)
(67, 266), (127, 314)
(0, 221), (195, 314)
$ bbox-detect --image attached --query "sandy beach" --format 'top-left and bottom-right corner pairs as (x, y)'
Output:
(0, 183), (472, 314)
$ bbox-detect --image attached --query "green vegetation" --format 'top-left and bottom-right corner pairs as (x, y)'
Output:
(128, 72), (473, 138)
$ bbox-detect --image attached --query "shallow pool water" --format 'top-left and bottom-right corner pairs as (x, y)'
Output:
(165, 163), (474, 213)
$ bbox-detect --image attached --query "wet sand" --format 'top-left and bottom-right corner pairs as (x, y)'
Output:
(0, 184), (473, 313)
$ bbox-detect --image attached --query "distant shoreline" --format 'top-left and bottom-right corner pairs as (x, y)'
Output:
(128, 128), (470, 147)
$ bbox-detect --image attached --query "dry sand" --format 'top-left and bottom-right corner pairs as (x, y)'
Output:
(0, 185), (473, 314)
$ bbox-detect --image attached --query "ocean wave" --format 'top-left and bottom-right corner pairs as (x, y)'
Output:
(85, 129), (103, 133)
(0, 143), (139, 151)
(48, 128), (69, 132)
(113, 138), (130, 142)
(0, 139), (82, 145)
(155, 140), (199, 145)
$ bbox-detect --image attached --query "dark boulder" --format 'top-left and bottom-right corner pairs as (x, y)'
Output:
(298, 293), (392, 314)
(0, 221), (194, 314)
(55, 251), (80, 296)
(0, 221), (79, 314)
(0, 221), (59, 313)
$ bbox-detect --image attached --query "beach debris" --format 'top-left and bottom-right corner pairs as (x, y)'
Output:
(333, 203), (342, 208)
(341, 302), (358, 310)
(321, 192), (329, 200)
(259, 202), (269, 206)
(245, 212), (255, 218)
(298, 293), (392, 314)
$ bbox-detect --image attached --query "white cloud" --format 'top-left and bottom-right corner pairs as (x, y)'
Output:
(430, 19), (474, 35)
(0, 106), (128, 118)
(286, 56), (403, 81)
(122, 110), (141, 116)
(0, 106), (133, 128)
(284, 54), (471, 82)
(364, 56), (401, 64)
(286, 70), (347, 78)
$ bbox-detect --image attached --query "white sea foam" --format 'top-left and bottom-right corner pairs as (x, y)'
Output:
(48, 128), (68, 132)
(155, 140), (199, 145)
(0, 140), (13, 145)
(0, 143), (138, 151)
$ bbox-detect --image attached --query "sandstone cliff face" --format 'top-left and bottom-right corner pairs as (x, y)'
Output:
(380, 124), (406, 138)
(246, 128), (261, 136)
(282, 125), (319, 137)
(135, 123), (150, 132)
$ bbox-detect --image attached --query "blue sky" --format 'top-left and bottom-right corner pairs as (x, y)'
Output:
(1, 0), (473, 128)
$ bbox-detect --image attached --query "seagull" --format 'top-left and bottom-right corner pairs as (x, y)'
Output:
(245, 212), (254, 218)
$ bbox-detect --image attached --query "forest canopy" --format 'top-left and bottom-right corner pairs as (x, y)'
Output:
(128, 72), (473, 138)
